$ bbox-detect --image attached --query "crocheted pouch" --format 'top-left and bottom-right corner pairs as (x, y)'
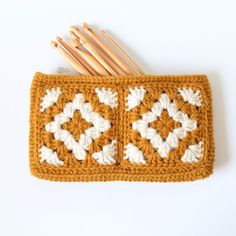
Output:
(29, 72), (214, 182)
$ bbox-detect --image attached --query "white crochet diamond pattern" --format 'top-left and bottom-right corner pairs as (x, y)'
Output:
(131, 93), (198, 158)
(43, 92), (116, 164)
(39, 87), (203, 166)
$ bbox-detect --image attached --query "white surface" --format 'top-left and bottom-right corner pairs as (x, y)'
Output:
(0, 0), (236, 235)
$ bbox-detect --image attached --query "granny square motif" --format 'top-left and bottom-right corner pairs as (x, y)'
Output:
(29, 72), (214, 182)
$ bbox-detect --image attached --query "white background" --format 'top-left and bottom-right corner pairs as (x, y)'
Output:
(0, 0), (236, 235)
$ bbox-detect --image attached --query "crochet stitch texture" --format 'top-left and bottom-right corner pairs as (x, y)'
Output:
(29, 72), (214, 182)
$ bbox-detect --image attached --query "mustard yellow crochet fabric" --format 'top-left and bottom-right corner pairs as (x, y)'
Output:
(29, 72), (214, 182)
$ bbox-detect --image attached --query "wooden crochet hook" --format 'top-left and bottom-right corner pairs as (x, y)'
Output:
(56, 36), (97, 75)
(51, 41), (91, 75)
(83, 23), (136, 75)
(70, 39), (109, 75)
(101, 31), (144, 75)
(70, 26), (118, 75)
(70, 30), (125, 75)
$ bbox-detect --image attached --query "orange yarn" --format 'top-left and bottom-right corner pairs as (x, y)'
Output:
(29, 72), (215, 182)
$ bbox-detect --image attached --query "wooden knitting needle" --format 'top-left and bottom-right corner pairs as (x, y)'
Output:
(83, 23), (136, 75)
(70, 39), (109, 75)
(51, 41), (91, 75)
(70, 30), (125, 75)
(101, 31), (144, 75)
(70, 26), (118, 75)
(56, 36), (97, 75)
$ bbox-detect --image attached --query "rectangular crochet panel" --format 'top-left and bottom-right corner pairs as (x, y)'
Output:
(29, 72), (214, 182)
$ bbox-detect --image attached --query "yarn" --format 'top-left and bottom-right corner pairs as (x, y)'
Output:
(178, 88), (202, 107)
(92, 140), (117, 164)
(181, 142), (204, 163)
(45, 92), (112, 161)
(95, 88), (118, 108)
(40, 87), (61, 111)
(124, 143), (146, 164)
(29, 72), (214, 182)
(39, 146), (64, 166)
(131, 93), (198, 158)
(126, 86), (146, 111)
